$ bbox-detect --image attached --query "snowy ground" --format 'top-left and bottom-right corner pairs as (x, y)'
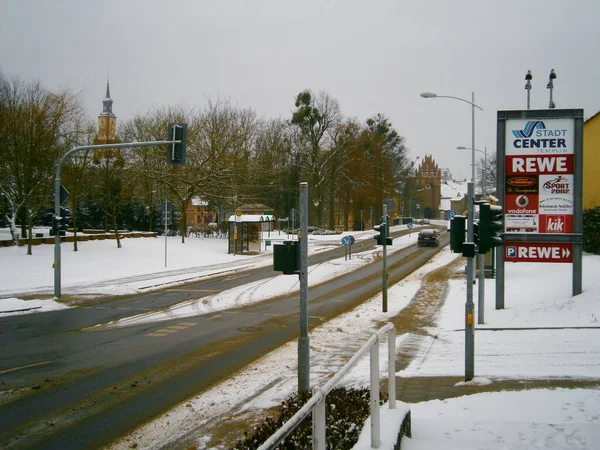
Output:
(1, 224), (599, 449)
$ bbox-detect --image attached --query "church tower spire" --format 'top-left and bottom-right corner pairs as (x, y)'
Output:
(100, 79), (115, 118)
(95, 78), (118, 146)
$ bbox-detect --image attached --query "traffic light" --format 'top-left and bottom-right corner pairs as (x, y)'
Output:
(167, 123), (187, 165)
(449, 215), (466, 253)
(273, 239), (300, 275)
(374, 220), (392, 246)
(479, 203), (504, 254)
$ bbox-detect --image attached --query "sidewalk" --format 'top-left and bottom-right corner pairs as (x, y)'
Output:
(395, 376), (600, 404)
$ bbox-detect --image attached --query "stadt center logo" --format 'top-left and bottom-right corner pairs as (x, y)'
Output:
(512, 120), (546, 139)
(511, 121), (568, 150)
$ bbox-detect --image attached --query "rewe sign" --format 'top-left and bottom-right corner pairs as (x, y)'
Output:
(505, 242), (573, 263)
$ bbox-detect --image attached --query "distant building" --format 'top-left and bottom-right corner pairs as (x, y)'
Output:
(93, 80), (120, 157)
(415, 155), (441, 219)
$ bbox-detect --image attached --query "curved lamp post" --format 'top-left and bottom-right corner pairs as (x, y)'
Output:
(421, 91), (483, 381)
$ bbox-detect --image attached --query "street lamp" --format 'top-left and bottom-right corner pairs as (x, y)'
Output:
(421, 91), (483, 381)
(457, 146), (488, 196)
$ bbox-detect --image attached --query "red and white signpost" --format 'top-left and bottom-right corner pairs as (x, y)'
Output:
(496, 109), (584, 308)
(505, 242), (573, 263)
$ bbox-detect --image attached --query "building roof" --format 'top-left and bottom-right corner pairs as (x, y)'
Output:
(585, 109), (600, 124)
(228, 214), (276, 223)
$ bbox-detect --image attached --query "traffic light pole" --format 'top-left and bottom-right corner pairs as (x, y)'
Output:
(53, 139), (180, 299)
(465, 182), (475, 381)
(298, 182), (309, 395)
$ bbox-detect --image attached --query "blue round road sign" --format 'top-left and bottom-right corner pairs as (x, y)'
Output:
(407, 222), (413, 229)
(341, 235), (352, 246)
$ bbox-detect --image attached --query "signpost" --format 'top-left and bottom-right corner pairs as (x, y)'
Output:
(496, 109), (583, 308)
(341, 235), (355, 260)
(505, 242), (573, 263)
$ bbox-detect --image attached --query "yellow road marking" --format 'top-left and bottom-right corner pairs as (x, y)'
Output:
(0, 360), (52, 375)
(168, 289), (221, 292)
(207, 315), (221, 320)
(146, 321), (198, 337)
(223, 274), (251, 280)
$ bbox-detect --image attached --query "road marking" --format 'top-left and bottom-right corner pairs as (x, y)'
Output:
(0, 360), (52, 375)
(146, 321), (198, 337)
(223, 274), (251, 280)
(158, 328), (180, 334)
(168, 289), (221, 292)
(207, 315), (221, 320)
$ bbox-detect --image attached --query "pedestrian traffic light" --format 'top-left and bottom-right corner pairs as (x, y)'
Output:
(449, 215), (466, 253)
(273, 239), (300, 275)
(167, 123), (187, 165)
(479, 203), (504, 254)
(374, 220), (392, 246)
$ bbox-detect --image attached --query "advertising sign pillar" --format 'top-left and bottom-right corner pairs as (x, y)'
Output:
(496, 108), (584, 309)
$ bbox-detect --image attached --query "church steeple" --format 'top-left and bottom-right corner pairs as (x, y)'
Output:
(95, 78), (117, 145)
(100, 80), (115, 117)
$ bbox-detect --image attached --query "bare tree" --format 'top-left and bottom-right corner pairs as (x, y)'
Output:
(0, 71), (84, 253)
(291, 90), (342, 227)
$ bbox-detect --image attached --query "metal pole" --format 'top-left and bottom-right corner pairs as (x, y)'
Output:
(478, 147), (486, 324)
(298, 182), (310, 394)
(53, 139), (177, 299)
(382, 203), (388, 313)
(164, 201), (168, 268)
(465, 182), (475, 381)
(471, 92), (476, 184)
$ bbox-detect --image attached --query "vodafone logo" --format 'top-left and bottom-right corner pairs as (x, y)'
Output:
(516, 195), (529, 208)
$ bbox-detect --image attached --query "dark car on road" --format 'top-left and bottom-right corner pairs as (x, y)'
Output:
(417, 229), (439, 247)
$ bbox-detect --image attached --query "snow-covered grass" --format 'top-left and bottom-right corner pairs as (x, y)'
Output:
(2, 224), (599, 449)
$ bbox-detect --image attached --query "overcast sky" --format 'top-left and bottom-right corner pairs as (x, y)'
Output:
(2, 0), (598, 180)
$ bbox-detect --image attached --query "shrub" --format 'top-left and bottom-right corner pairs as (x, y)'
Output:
(230, 386), (386, 450)
(583, 206), (600, 255)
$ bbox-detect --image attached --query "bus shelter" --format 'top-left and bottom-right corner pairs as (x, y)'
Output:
(227, 213), (276, 254)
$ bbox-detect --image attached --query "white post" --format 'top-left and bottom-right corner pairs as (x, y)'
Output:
(312, 387), (326, 450)
(370, 344), (380, 448)
(388, 327), (396, 409)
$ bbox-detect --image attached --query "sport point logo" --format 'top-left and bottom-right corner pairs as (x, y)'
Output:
(516, 195), (529, 207)
(543, 175), (571, 194)
(512, 121), (546, 139)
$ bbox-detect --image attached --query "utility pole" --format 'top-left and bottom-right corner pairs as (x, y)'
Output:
(298, 182), (309, 394)
(525, 70), (532, 110)
(547, 69), (557, 109)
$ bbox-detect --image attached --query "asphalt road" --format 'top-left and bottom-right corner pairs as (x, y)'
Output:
(0, 229), (448, 449)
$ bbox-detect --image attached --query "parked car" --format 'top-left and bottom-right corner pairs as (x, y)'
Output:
(417, 229), (440, 247)
(419, 218), (430, 225)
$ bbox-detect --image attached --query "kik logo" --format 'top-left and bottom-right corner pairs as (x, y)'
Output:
(546, 216), (564, 232)
(512, 120), (546, 139)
